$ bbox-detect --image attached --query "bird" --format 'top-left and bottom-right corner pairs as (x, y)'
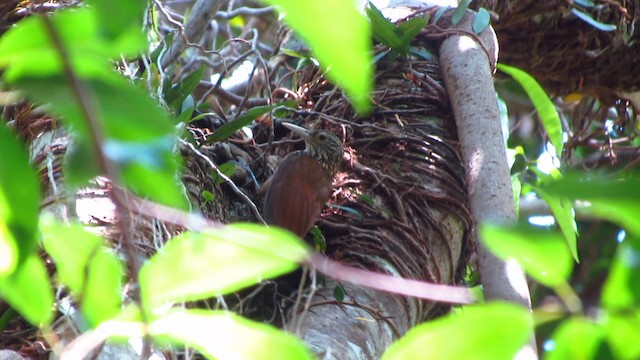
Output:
(262, 123), (343, 238)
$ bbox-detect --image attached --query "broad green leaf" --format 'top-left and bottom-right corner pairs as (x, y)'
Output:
(260, 0), (372, 113)
(601, 241), (640, 311)
(472, 8), (491, 34)
(540, 173), (640, 236)
(479, 223), (573, 286)
(149, 309), (312, 360)
(0, 9), (142, 82)
(40, 219), (123, 327)
(398, 16), (428, 44)
(534, 187), (578, 261)
(82, 250), (123, 327)
(41, 220), (102, 292)
(530, 168), (578, 262)
(365, 6), (426, 56)
(571, 8), (617, 32)
(164, 67), (206, 111)
(207, 101), (295, 143)
(0, 125), (40, 275)
(604, 312), (640, 360)
(87, 0), (147, 41)
(14, 76), (188, 209)
(497, 64), (563, 157)
(139, 224), (309, 311)
(382, 302), (530, 360)
(0, 254), (54, 326)
(367, 2), (404, 51)
(546, 318), (604, 360)
(580, 199), (640, 237)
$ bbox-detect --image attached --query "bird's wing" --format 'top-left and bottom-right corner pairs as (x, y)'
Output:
(263, 155), (332, 237)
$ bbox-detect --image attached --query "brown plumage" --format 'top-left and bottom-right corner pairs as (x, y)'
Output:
(263, 123), (343, 237)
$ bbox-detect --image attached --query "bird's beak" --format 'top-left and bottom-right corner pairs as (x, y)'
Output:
(282, 122), (313, 142)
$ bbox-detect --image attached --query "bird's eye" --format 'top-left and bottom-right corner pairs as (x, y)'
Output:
(318, 133), (327, 141)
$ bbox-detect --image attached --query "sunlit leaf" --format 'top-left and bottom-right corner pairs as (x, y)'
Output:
(571, 8), (617, 32)
(260, 0), (372, 113)
(14, 76), (188, 209)
(497, 63), (563, 157)
(87, 0), (147, 42)
(0, 254), (53, 326)
(0, 9), (143, 82)
(40, 219), (123, 327)
(480, 222), (573, 286)
(0, 125), (40, 275)
(540, 173), (640, 236)
(150, 309), (312, 359)
(530, 168), (578, 262)
(604, 312), (640, 360)
(546, 318), (604, 360)
(601, 241), (640, 311)
(82, 250), (123, 327)
(139, 224), (309, 311)
(382, 302), (530, 360)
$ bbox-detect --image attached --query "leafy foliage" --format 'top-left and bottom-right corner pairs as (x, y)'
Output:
(0, 1), (638, 359)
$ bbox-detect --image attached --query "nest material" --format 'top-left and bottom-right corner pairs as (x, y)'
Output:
(272, 54), (474, 322)
(476, 0), (640, 97)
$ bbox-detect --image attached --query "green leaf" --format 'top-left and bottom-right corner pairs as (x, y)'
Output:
(164, 67), (205, 111)
(366, 3), (404, 52)
(40, 219), (123, 327)
(479, 222), (573, 286)
(0, 254), (54, 326)
(366, 4), (427, 56)
(207, 101), (295, 143)
(0, 9), (143, 82)
(14, 75), (188, 209)
(451, 0), (472, 25)
(571, 8), (617, 32)
(546, 318), (604, 360)
(150, 309), (312, 359)
(472, 8), (491, 34)
(86, 0), (147, 42)
(530, 168), (578, 262)
(534, 187), (578, 261)
(382, 302), (530, 360)
(604, 312), (640, 360)
(260, 0), (372, 113)
(398, 16), (428, 48)
(497, 63), (563, 157)
(333, 283), (345, 302)
(540, 173), (640, 236)
(211, 162), (236, 185)
(601, 241), (640, 311)
(82, 249), (123, 327)
(139, 224), (309, 311)
(0, 125), (41, 275)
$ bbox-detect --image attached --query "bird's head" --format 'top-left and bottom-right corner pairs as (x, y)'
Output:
(282, 122), (343, 175)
